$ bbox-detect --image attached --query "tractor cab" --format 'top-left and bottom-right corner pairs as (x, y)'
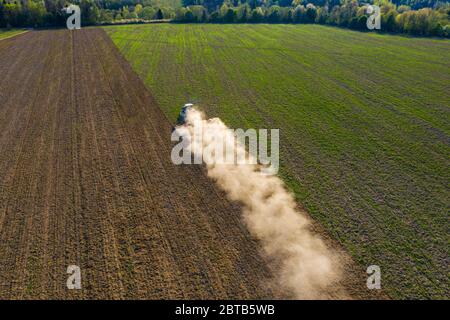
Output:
(177, 103), (194, 125)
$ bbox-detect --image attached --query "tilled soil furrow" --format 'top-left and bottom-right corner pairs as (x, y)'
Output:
(0, 31), (68, 298)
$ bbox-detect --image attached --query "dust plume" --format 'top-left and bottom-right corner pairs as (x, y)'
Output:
(174, 108), (343, 299)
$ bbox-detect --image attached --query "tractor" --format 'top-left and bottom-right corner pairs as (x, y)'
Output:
(176, 103), (194, 125)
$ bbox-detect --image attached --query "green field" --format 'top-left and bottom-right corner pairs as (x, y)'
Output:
(0, 29), (27, 40)
(105, 24), (450, 299)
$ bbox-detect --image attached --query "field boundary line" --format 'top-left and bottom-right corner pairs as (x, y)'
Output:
(0, 30), (30, 41)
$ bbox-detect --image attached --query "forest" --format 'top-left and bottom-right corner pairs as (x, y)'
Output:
(0, 0), (449, 36)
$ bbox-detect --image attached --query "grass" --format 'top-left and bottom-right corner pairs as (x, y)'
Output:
(0, 28), (28, 40)
(105, 23), (450, 299)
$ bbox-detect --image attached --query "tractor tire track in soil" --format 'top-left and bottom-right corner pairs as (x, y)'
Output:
(0, 29), (274, 299)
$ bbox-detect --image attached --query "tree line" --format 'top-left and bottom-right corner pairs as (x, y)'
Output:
(1, 0), (449, 37)
(0, 0), (177, 28)
(176, 0), (449, 37)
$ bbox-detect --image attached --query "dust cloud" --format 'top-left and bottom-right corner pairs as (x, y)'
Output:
(174, 108), (343, 299)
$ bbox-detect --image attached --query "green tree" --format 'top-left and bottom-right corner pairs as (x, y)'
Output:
(184, 8), (194, 21)
(201, 8), (208, 21)
(140, 7), (156, 20)
(223, 7), (236, 22)
(99, 9), (114, 23)
(238, 4), (249, 22)
(383, 10), (397, 32)
(135, 3), (143, 15)
(250, 7), (264, 22)
(3, 1), (22, 27)
(26, 1), (48, 27)
(156, 8), (164, 19)
(305, 3), (317, 23)
(293, 5), (306, 23)
(267, 6), (281, 23)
